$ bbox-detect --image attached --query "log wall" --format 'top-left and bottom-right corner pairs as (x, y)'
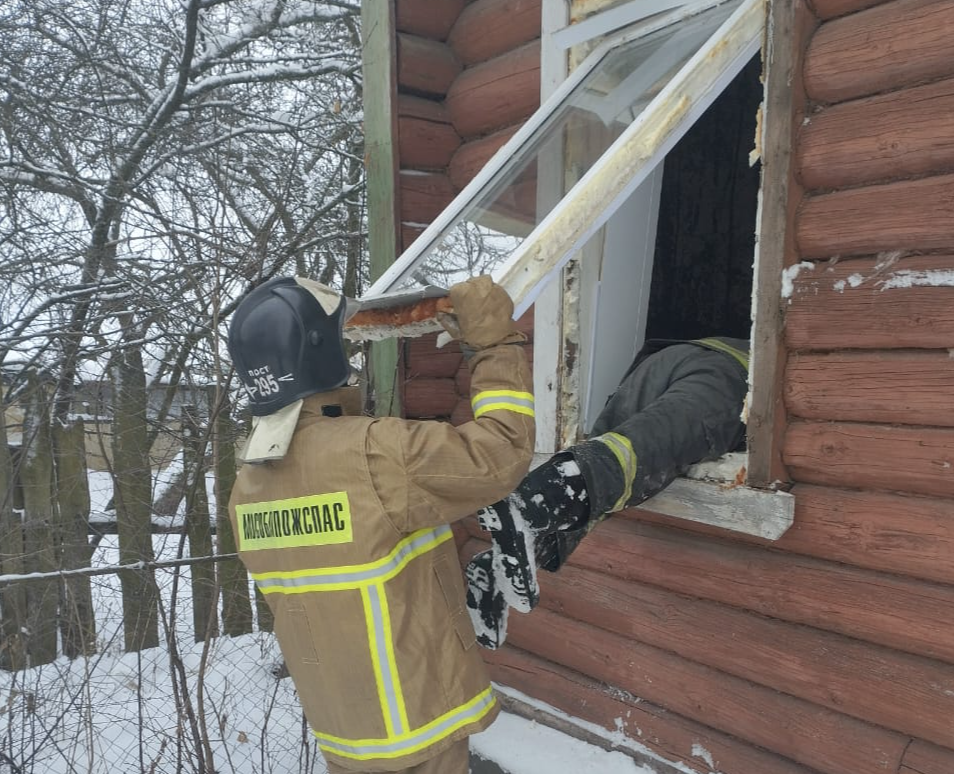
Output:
(390, 0), (954, 772)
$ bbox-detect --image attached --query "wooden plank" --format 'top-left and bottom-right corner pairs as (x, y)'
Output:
(527, 555), (954, 749)
(804, 0), (954, 104)
(486, 646), (821, 774)
(785, 350), (954, 426)
(562, 516), (954, 664)
(785, 255), (954, 350)
(900, 740), (954, 774)
(806, 0), (891, 20)
(398, 170), (456, 224)
(402, 376), (458, 418)
(397, 33), (461, 97)
(445, 41), (541, 139)
(395, 0), (466, 40)
(797, 76), (954, 192)
(796, 173), (954, 259)
(448, 126), (519, 190)
(398, 95), (461, 170)
(784, 420), (954, 500)
(361, 1), (402, 417)
(403, 333), (462, 379)
(747, 0), (815, 488)
(448, 0), (542, 66)
(505, 606), (909, 774)
(635, 477), (794, 540)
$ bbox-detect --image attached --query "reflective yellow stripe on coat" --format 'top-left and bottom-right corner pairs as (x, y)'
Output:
(251, 525), (496, 760)
(471, 389), (534, 419)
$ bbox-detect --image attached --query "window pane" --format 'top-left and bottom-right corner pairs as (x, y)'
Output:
(365, 0), (742, 297)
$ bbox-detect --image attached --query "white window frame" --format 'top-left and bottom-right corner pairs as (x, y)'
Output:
(361, 0), (794, 539)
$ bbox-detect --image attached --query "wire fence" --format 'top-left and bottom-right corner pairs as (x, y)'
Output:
(0, 539), (328, 774)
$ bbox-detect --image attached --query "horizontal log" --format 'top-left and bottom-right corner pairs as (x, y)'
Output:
(399, 171), (456, 224)
(449, 397), (473, 427)
(402, 376), (458, 418)
(505, 606), (908, 774)
(486, 646), (820, 774)
(784, 255), (954, 350)
(797, 76), (954, 191)
(398, 96), (461, 170)
(448, 126), (519, 190)
(804, 0), (954, 105)
(806, 0), (890, 20)
(532, 557), (954, 748)
(564, 516), (954, 663)
(784, 419), (954, 499)
(403, 334), (463, 379)
(400, 224), (425, 252)
(900, 741), (954, 774)
(448, 0), (541, 66)
(785, 349), (954, 425)
(796, 174), (954, 258)
(445, 41), (540, 139)
(397, 33), (461, 97)
(395, 0), (465, 41)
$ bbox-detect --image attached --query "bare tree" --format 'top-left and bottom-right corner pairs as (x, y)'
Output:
(0, 0), (365, 653)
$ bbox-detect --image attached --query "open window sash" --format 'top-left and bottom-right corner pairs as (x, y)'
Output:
(356, 0), (764, 326)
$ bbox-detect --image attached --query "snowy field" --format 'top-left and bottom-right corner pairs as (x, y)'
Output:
(0, 467), (662, 774)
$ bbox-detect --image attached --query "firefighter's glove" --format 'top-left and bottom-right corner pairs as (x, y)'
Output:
(441, 276), (526, 352)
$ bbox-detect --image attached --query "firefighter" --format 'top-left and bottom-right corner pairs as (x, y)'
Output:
(468, 337), (749, 647)
(226, 275), (534, 774)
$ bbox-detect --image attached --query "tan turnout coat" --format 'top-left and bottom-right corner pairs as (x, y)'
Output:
(228, 343), (534, 771)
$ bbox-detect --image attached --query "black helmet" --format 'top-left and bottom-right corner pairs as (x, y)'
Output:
(228, 277), (352, 416)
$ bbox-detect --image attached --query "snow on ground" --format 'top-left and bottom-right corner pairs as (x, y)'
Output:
(0, 469), (675, 774)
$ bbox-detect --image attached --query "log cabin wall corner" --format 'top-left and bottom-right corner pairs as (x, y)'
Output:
(371, 1), (954, 773)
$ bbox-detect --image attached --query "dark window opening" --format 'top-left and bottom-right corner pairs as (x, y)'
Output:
(645, 54), (762, 342)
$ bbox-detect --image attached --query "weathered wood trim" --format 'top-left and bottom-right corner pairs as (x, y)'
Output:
(485, 646), (820, 774)
(804, 0), (954, 105)
(797, 76), (954, 192)
(398, 96), (461, 170)
(445, 41), (541, 139)
(505, 606), (908, 774)
(362, 1), (401, 416)
(395, 0), (466, 40)
(784, 420), (954, 500)
(520, 554), (954, 748)
(635, 478), (793, 540)
(796, 174), (954, 259)
(785, 255), (954, 350)
(448, 0), (542, 67)
(567, 516), (954, 663)
(786, 350), (954, 426)
(397, 33), (461, 97)
(748, 0), (815, 486)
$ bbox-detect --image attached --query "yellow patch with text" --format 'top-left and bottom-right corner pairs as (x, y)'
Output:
(236, 492), (353, 551)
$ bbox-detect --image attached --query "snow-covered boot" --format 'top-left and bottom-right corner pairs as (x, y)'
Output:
(477, 454), (590, 613)
(465, 549), (510, 649)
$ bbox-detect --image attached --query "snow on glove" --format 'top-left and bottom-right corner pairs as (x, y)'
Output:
(465, 549), (510, 649)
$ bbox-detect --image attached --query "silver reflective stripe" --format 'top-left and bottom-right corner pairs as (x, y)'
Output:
(471, 390), (535, 419)
(365, 584), (406, 736)
(316, 687), (496, 759)
(253, 525), (452, 593)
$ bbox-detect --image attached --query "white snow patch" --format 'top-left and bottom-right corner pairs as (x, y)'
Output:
(691, 742), (716, 769)
(877, 269), (954, 291)
(847, 273), (865, 288)
(780, 261), (815, 299)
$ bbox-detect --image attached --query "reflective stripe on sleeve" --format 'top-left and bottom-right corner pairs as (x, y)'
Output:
(694, 338), (749, 371)
(315, 686), (497, 761)
(471, 389), (534, 419)
(251, 525), (453, 594)
(593, 432), (637, 512)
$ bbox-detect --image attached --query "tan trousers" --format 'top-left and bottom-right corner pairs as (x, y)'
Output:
(325, 738), (469, 774)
